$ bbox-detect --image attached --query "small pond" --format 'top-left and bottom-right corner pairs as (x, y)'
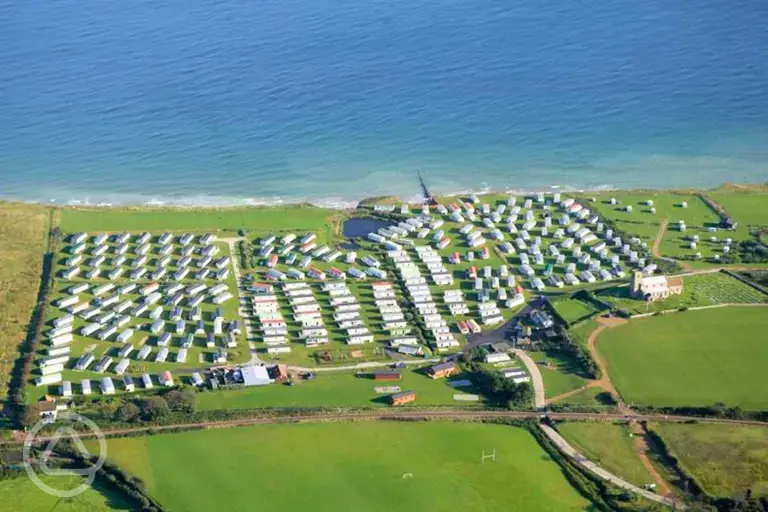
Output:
(342, 217), (392, 239)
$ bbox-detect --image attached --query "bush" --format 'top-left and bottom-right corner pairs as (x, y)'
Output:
(115, 402), (141, 423)
(139, 396), (170, 421)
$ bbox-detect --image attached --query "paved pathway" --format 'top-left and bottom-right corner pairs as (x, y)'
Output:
(511, 349), (546, 410)
(541, 424), (682, 508)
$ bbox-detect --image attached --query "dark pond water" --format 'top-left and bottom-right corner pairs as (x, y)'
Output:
(342, 217), (391, 239)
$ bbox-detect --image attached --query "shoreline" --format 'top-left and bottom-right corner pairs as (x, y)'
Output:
(0, 181), (764, 212)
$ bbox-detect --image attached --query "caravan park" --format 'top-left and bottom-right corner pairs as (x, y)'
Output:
(2, 184), (768, 511)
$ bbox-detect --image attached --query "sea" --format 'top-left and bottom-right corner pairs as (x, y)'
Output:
(1, 0), (767, 208)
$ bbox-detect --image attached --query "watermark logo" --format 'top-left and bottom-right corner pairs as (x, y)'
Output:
(23, 411), (107, 498)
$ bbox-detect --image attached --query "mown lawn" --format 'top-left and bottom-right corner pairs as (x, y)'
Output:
(597, 307), (768, 409)
(654, 423), (768, 497)
(95, 422), (593, 511)
(0, 473), (132, 512)
(0, 203), (50, 398)
(558, 422), (655, 487)
(197, 367), (479, 410)
(550, 297), (602, 324)
(59, 205), (337, 233)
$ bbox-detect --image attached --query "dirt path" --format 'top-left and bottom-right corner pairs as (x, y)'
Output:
(629, 422), (672, 496)
(546, 317), (628, 406)
(652, 218), (692, 271)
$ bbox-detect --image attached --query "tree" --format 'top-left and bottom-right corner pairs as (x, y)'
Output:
(21, 404), (40, 428)
(115, 402), (141, 423)
(139, 396), (170, 421)
(164, 389), (196, 413)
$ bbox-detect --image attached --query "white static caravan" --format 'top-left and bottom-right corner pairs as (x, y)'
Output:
(81, 379), (92, 395)
(136, 345), (152, 361)
(212, 291), (233, 305)
(101, 377), (115, 395)
(155, 347), (170, 363)
(114, 358), (130, 376)
(47, 346), (71, 358)
(35, 373), (63, 387)
(41, 363), (65, 377)
(142, 373), (154, 389)
(50, 333), (74, 347)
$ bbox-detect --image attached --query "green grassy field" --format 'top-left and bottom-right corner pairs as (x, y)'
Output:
(59, 205), (338, 234)
(597, 307), (768, 409)
(567, 320), (599, 349)
(550, 297), (602, 324)
(94, 422), (593, 511)
(554, 387), (609, 407)
(197, 367), (479, 410)
(529, 351), (589, 399)
(558, 422), (655, 487)
(709, 187), (768, 238)
(0, 474), (131, 512)
(597, 271), (768, 315)
(654, 423), (768, 497)
(0, 203), (50, 398)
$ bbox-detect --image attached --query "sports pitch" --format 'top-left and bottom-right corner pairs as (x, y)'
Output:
(95, 422), (592, 511)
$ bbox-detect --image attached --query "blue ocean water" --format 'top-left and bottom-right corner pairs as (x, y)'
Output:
(1, 0), (767, 206)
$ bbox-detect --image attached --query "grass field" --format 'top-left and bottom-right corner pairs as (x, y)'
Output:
(567, 319), (599, 349)
(59, 205), (338, 234)
(529, 351), (589, 399)
(558, 422), (655, 487)
(550, 297), (602, 324)
(197, 366), (479, 410)
(94, 422), (593, 511)
(554, 387), (609, 407)
(0, 203), (50, 398)
(597, 271), (768, 315)
(0, 474), (131, 512)
(597, 307), (768, 409)
(654, 423), (768, 497)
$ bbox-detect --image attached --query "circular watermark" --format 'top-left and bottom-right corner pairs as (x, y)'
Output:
(23, 411), (107, 498)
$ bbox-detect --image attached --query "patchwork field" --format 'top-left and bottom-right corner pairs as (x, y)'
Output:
(94, 422), (593, 511)
(0, 203), (50, 398)
(558, 422), (655, 487)
(197, 366), (478, 410)
(0, 474), (131, 512)
(597, 307), (768, 409)
(654, 423), (768, 497)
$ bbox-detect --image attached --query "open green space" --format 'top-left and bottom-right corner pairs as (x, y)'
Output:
(558, 422), (655, 487)
(554, 386), (610, 407)
(95, 422), (593, 511)
(529, 351), (589, 399)
(0, 203), (49, 399)
(0, 474), (131, 512)
(550, 297), (602, 324)
(59, 205), (337, 234)
(654, 422), (768, 497)
(597, 271), (767, 315)
(597, 307), (768, 409)
(197, 366), (478, 410)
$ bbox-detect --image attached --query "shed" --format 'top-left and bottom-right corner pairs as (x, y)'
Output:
(389, 390), (417, 406)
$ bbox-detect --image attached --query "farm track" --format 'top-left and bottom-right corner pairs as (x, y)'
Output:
(629, 421), (672, 496)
